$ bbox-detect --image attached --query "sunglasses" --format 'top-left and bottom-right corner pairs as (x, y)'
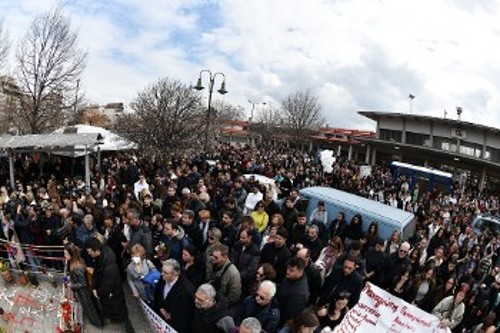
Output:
(255, 293), (267, 301)
(338, 292), (351, 299)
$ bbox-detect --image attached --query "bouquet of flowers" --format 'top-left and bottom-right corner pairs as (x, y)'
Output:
(154, 242), (170, 261)
(0, 260), (13, 283)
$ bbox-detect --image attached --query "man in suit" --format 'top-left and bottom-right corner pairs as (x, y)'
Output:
(154, 259), (195, 333)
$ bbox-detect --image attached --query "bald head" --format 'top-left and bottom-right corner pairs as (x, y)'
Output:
(296, 248), (311, 264)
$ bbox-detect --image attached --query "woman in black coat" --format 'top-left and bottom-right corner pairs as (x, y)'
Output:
(181, 244), (206, 288)
(344, 214), (363, 247)
(387, 266), (413, 302)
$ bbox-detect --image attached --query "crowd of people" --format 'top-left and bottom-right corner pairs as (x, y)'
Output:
(0, 143), (498, 333)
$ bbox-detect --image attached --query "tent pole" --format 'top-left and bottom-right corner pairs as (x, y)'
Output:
(8, 151), (15, 189)
(85, 146), (90, 191)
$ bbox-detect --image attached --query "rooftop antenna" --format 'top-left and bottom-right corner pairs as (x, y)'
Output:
(408, 94), (415, 113)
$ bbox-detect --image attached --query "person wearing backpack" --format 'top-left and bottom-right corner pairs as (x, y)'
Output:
(206, 244), (242, 306)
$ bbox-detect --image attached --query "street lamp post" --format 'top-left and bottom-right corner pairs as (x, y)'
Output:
(194, 70), (227, 155)
(248, 100), (266, 122)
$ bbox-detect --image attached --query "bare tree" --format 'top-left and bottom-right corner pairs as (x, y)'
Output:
(252, 103), (283, 145)
(211, 100), (244, 121)
(281, 90), (324, 147)
(14, 7), (87, 133)
(114, 77), (205, 155)
(0, 22), (9, 70)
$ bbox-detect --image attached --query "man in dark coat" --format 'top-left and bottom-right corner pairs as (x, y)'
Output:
(297, 224), (323, 262)
(280, 198), (298, 231)
(275, 257), (310, 327)
(85, 238), (134, 333)
(40, 205), (63, 269)
(230, 228), (260, 294)
(161, 186), (181, 219)
(127, 209), (153, 258)
(236, 280), (280, 333)
(219, 210), (238, 248)
(296, 248), (322, 305)
(318, 255), (364, 309)
(154, 259), (195, 333)
(288, 212), (308, 247)
(191, 284), (235, 333)
(260, 227), (292, 282)
(364, 238), (388, 287)
(181, 209), (204, 250)
(384, 242), (411, 288)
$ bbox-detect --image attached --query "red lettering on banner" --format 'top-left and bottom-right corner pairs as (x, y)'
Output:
(400, 306), (432, 327)
(394, 316), (415, 331)
(364, 283), (399, 313)
(363, 314), (377, 326)
(349, 307), (377, 326)
(357, 302), (381, 318)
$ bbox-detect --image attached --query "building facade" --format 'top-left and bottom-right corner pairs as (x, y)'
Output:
(357, 111), (500, 190)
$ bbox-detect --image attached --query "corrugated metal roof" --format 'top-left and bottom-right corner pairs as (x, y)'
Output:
(0, 133), (102, 150)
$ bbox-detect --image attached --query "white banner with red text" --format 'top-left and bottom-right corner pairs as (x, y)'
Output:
(334, 283), (450, 333)
(139, 299), (178, 333)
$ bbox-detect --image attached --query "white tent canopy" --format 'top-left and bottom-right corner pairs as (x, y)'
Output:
(52, 124), (137, 156)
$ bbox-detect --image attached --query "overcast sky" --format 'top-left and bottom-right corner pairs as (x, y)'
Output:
(1, 0), (500, 131)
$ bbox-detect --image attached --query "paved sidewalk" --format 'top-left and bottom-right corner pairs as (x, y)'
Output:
(84, 283), (154, 333)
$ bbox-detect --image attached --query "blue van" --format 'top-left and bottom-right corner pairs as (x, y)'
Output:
(299, 187), (417, 241)
(471, 214), (500, 236)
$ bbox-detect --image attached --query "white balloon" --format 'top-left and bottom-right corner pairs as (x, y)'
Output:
(320, 150), (336, 173)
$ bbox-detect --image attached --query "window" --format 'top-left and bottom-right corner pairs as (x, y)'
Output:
(459, 142), (483, 158)
(405, 132), (430, 146)
(379, 129), (402, 142)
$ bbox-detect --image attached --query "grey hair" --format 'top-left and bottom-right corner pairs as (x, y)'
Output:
(308, 224), (319, 233)
(129, 208), (141, 220)
(240, 317), (262, 333)
(400, 242), (411, 251)
(197, 283), (216, 300)
(163, 259), (181, 276)
(259, 280), (277, 298)
(83, 214), (94, 225)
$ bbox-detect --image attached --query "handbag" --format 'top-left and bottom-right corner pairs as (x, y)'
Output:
(142, 268), (161, 303)
(142, 269), (161, 288)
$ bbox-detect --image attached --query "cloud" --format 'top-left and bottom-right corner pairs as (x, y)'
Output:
(0, 0), (500, 131)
